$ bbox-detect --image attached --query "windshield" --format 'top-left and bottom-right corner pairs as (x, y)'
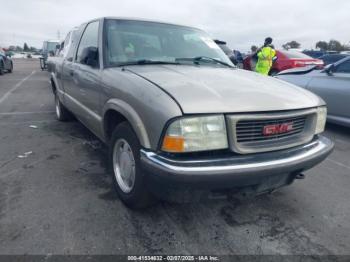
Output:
(218, 44), (232, 55)
(104, 19), (232, 67)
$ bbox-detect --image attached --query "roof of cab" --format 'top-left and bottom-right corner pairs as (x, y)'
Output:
(83, 16), (199, 30)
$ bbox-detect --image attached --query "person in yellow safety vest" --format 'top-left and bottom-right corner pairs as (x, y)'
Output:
(255, 37), (276, 75)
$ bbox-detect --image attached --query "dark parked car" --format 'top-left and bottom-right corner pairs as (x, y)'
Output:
(214, 40), (243, 66)
(319, 54), (349, 65)
(0, 48), (13, 75)
(48, 17), (333, 208)
(302, 50), (325, 58)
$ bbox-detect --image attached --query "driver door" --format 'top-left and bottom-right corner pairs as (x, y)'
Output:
(71, 20), (102, 137)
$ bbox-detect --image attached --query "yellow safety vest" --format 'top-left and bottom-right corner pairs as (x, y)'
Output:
(255, 46), (276, 75)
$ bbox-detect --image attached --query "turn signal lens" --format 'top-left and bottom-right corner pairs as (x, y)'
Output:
(315, 106), (327, 134)
(162, 136), (185, 152)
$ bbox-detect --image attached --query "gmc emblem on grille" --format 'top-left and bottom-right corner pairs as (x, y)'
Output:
(263, 122), (293, 136)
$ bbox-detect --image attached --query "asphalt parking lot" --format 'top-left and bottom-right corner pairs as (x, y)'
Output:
(0, 59), (349, 255)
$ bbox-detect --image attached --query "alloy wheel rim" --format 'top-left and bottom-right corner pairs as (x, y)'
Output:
(55, 96), (61, 119)
(113, 138), (136, 193)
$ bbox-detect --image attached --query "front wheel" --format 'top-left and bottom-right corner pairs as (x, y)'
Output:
(109, 122), (155, 209)
(54, 93), (71, 121)
(0, 61), (4, 75)
(8, 62), (13, 73)
(269, 69), (279, 76)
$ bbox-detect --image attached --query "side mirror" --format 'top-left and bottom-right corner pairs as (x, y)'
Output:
(322, 64), (335, 76)
(80, 47), (98, 67)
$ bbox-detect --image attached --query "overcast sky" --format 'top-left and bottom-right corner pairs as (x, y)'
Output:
(0, 0), (349, 52)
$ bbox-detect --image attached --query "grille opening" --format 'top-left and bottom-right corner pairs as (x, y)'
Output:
(228, 110), (317, 154)
(236, 116), (307, 143)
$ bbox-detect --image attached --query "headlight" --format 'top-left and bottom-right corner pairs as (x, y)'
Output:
(161, 115), (228, 153)
(315, 106), (327, 134)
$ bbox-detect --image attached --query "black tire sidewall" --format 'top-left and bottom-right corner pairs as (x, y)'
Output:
(55, 94), (62, 120)
(109, 122), (153, 208)
(0, 61), (4, 75)
(269, 69), (278, 76)
(55, 93), (70, 121)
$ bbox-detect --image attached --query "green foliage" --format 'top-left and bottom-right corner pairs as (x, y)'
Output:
(328, 40), (343, 51)
(282, 41), (301, 50)
(316, 41), (328, 50)
(29, 46), (37, 52)
(316, 40), (349, 51)
(23, 43), (29, 52)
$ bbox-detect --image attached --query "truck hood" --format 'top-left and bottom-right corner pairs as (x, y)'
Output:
(126, 65), (324, 114)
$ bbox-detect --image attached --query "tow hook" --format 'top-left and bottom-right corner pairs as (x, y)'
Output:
(295, 173), (305, 179)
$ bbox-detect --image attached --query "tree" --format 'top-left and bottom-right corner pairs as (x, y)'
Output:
(315, 40), (349, 51)
(15, 46), (23, 52)
(316, 41), (328, 51)
(282, 41), (301, 50)
(328, 40), (343, 52)
(23, 43), (29, 52)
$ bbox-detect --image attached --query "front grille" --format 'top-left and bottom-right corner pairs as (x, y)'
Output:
(236, 116), (306, 142)
(227, 109), (317, 154)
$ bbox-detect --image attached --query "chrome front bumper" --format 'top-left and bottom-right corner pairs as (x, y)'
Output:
(140, 135), (333, 188)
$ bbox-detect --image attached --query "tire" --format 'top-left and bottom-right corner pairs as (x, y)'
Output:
(54, 93), (71, 121)
(8, 62), (13, 73)
(269, 69), (279, 76)
(0, 61), (4, 75)
(109, 122), (156, 209)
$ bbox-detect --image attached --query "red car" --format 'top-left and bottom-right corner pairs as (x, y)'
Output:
(243, 50), (324, 75)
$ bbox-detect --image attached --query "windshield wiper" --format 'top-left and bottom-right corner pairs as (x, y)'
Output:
(117, 59), (180, 66)
(175, 56), (234, 68)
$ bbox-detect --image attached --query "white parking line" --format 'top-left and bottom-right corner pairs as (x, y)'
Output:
(0, 70), (36, 104)
(0, 120), (56, 126)
(326, 158), (350, 170)
(335, 138), (350, 145)
(0, 111), (55, 115)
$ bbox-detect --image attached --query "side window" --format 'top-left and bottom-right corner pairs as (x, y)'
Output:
(66, 28), (83, 61)
(59, 32), (71, 57)
(76, 21), (99, 64)
(335, 60), (350, 73)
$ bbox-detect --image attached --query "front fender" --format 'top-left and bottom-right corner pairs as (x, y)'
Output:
(103, 99), (151, 148)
